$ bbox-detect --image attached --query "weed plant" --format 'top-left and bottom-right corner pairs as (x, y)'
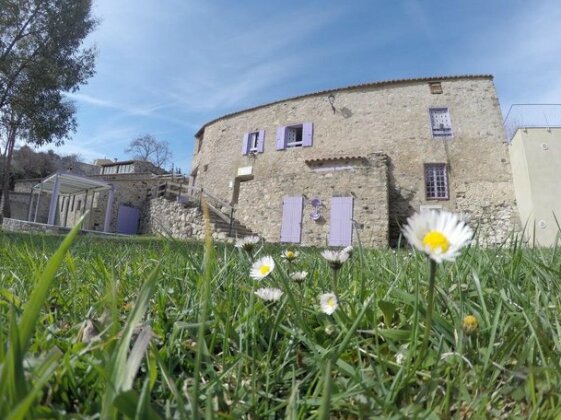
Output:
(0, 227), (560, 418)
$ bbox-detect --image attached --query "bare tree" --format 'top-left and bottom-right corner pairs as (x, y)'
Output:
(125, 134), (172, 169)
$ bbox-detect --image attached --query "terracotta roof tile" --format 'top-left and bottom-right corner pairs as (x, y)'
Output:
(304, 155), (368, 164)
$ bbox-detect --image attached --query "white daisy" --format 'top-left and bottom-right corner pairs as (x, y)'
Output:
(235, 235), (260, 252)
(321, 249), (349, 270)
(290, 271), (308, 282)
(250, 256), (275, 280)
(342, 245), (354, 258)
(254, 287), (283, 302)
(395, 344), (409, 366)
(281, 249), (299, 262)
(319, 292), (338, 315)
(402, 210), (473, 263)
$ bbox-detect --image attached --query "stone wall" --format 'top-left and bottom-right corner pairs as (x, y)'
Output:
(14, 173), (165, 233)
(144, 197), (206, 240)
(235, 153), (389, 247)
(2, 218), (70, 234)
(7, 191), (50, 223)
(192, 75), (519, 246)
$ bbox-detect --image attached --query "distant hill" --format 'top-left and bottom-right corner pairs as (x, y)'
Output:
(3, 145), (98, 190)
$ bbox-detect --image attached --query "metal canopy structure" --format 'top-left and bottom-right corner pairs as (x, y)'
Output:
(30, 172), (115, 232)
(33, 172), (112, 195)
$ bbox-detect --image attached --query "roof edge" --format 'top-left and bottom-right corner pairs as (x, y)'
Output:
(195, 74), (493, 137)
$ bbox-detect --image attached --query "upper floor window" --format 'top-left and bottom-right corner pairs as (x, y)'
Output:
(286, 125), (303, 148)
(242, 130), (264, 155)
(424, 163), (449, 200)
(429, 82), (443, 94)
(276, 122), (313, 150)
(429, 108), (453, 139)
(102, 166), (117, 175)
(101, 164), (134, 175)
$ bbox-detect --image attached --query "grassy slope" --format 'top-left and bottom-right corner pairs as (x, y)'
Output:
(0, 231), (560, 418)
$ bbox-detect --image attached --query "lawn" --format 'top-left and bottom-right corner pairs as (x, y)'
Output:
(0, 221), (560, 418)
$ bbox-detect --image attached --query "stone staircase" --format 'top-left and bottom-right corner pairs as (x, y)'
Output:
(149, 181), (256, 240)
(205, 207), (255, 240)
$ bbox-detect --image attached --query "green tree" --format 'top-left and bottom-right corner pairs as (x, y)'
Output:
(0, 0), (96, 218)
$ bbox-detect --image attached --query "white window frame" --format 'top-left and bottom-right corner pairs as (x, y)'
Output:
(248, 131), (260, 153)
(429, 108), (453, 139)
(424, 163), (449, 200)
(285, 125), (303, 148)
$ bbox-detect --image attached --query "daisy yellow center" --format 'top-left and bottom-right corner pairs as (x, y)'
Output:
(327, 297), (336, 307)
(259, 265), (270, 275)
(422, 231), (450, 253)
(287, 251), (294, 258)
(463, 315), (477, 328)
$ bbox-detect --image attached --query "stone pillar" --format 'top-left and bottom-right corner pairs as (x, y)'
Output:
(34, 184), (43, 222)
(27, 191), (34, 221)
(47, 174), (60, 225)
(103, 185), (115, 232)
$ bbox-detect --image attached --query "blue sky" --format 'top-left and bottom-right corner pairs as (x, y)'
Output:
(52, 0), (561, 173)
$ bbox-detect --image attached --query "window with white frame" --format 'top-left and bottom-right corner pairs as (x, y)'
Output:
(424, 163), (449, 199)
(286, 125), (303, 148)
(242, 130), (264, 155)
(429, 108), (453, 138)
(276, 122), (313, 150)
(102, 166), (118, 175)
(248, 131), (260, 152)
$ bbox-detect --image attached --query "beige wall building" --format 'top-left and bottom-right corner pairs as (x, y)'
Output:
(191, 75), (519, 247)
(507, 105), (561, 245)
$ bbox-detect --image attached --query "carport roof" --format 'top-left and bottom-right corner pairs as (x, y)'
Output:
(33, 172), (112, 195)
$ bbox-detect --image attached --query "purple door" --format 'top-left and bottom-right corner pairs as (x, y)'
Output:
(117, 205), (140, 235)
(329, 197), (353, 246)
(280, 196), (303, 243)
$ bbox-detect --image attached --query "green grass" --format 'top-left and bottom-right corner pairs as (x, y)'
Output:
(0, 229), (560, 418)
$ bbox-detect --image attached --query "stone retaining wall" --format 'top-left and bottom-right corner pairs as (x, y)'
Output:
(143, 197), (207, 240)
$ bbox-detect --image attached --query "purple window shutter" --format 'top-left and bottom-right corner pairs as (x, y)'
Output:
(329, 197), (353, 246)
(276, 126), (286, 150)
(280, 196), (303, 243)
(257, 130), (265, 153)
(302, 122), (313, 147)
(242, 133), (250, 155)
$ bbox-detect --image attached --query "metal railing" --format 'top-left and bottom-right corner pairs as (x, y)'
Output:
(503, 104), (561, 142)
(149, 182), (236, 235)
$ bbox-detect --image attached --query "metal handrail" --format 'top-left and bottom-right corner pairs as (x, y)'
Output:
(149, 182), (236, 234)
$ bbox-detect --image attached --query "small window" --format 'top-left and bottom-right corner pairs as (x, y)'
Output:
(424, 163), (449, 200)
(429, 82), (443, 94)
(248, 132), (260, 152)
(76, 200), (82, 211)
(276, 122), (313, 150)
(429, 108), (453, 139)
(242, 130), (265, 155)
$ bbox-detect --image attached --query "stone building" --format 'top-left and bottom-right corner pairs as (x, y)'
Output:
(506, 104), (561, 246)
(11, 160), (168, 234)
(190, 75), (519, 247)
